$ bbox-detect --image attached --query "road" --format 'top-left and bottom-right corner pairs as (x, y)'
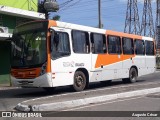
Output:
(0, 71), (160, 111)
(41, 92), (160, 120)
(4, 93), (160, 120)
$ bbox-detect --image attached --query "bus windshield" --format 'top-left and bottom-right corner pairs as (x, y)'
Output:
(11, 21), (48, 68)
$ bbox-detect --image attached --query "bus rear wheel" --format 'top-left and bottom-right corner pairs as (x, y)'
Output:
(73, 71), (87, 92)
(123, 68), (138, 83)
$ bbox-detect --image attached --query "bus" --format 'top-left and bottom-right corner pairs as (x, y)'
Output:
(11, 20), (156, 92)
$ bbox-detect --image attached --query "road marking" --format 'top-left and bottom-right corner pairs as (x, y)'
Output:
(21, 81), (160, 104)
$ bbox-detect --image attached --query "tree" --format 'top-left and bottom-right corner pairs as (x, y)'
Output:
(52, 15), (60, 20)
(38, 0), (59, 19)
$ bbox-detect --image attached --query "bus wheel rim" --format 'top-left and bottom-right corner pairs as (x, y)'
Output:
(76, 75), (84, 88)
(131, 70), (136, 80)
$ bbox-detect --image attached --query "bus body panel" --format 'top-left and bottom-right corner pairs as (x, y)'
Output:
(51, 53), (92, 87)
(11, 20), (156, 89)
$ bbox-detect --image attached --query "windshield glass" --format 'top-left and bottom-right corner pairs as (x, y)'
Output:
(11, 21), (48, 68)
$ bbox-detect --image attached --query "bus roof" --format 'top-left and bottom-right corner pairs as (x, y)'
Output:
(49, 20), (153, 40)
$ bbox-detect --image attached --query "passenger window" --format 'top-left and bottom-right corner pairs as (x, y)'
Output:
(122, 37), (134, 54)
(135, 40), (145, 55)
(91, 33), (106, 54)
(72, 30), (90, 53)
(145, 41), (154, 55)
(108, 35), (121, 54)
(51, 32), (70, 60)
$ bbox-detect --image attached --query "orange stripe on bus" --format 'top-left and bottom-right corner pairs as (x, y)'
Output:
(106, 30), (143, 39)
(46, 20), (57, 73)
(95, 54), (135, 68)
(95, 30), (141, 68)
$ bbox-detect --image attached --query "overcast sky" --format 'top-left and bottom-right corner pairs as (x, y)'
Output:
(52, 0), (157, 32)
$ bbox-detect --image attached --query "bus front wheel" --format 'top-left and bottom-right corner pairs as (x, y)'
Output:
(123, 68), (138, 83)
(73, 71), (87, 92)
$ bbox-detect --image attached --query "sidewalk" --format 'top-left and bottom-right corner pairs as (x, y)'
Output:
(15, 81), (160, 112)
(0, 86), (19, 90)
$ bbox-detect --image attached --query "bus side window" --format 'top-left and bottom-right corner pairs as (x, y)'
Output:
(145, 41), (154, 55)
(122, 37), (134, 55)
(51, 32), (70, 60)
(91, 33), (106, 54)
(135, 39), (145, 55)
(108, 35), (121, 54)
(72, 30), (90, 54)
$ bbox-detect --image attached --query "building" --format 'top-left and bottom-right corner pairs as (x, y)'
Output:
(0, 0), (45, 85)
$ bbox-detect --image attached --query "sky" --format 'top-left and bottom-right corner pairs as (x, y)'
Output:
(50, 0), (157, 32)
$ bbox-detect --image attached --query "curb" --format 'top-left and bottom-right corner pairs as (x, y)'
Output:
(15, 87), (160, 112)
(0, 87), (19, 90)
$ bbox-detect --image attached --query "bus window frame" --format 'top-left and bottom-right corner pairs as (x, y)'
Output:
(107, 35), (122, 55)
(51, 31), (71, 60)
(90, 32), (107, 54)
(145, 40), (155, 56)
(71, 30), (90, 54)
(122, 37), (134, 55)
(134, 39), (145, 55)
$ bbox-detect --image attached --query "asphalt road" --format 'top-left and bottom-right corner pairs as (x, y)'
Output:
(41, 92), (160, 120)
(0, 71), (160, 111)
(4, 93), (160, 120)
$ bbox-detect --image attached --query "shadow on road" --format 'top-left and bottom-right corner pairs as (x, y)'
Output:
(0, 79), (147, 99)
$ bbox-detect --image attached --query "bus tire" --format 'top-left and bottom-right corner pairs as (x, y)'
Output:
(73, 71), (87, 92)
(123, 68), (138, 83)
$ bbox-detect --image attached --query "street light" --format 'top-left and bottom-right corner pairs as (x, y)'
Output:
(44, 0), (59, 19)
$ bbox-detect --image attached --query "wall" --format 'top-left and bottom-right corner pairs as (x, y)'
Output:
(0, 14), (32, 33)
(0, 0), (39, 86)
(0, 0), (38, 11)
(0, 41), (11, 86)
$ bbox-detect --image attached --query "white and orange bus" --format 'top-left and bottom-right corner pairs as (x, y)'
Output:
(11, 20), (156, 91)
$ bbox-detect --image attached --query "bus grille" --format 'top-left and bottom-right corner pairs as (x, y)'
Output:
(11, 68), (41, 79)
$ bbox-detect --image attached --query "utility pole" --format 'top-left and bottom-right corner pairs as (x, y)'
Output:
(124, 0), (140, 35)
(156, 0), (160, 68)
(156, 0), (160, 50)
(141, 0), (155, 38)
(98, 0), (102, 28)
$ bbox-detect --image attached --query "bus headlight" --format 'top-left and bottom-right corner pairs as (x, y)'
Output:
(40, 63), (47, 76)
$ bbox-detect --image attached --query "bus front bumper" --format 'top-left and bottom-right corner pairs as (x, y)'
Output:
(11, 73), (53, 87)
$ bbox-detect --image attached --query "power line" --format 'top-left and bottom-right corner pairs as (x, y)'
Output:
(59, 0), (82, 12)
